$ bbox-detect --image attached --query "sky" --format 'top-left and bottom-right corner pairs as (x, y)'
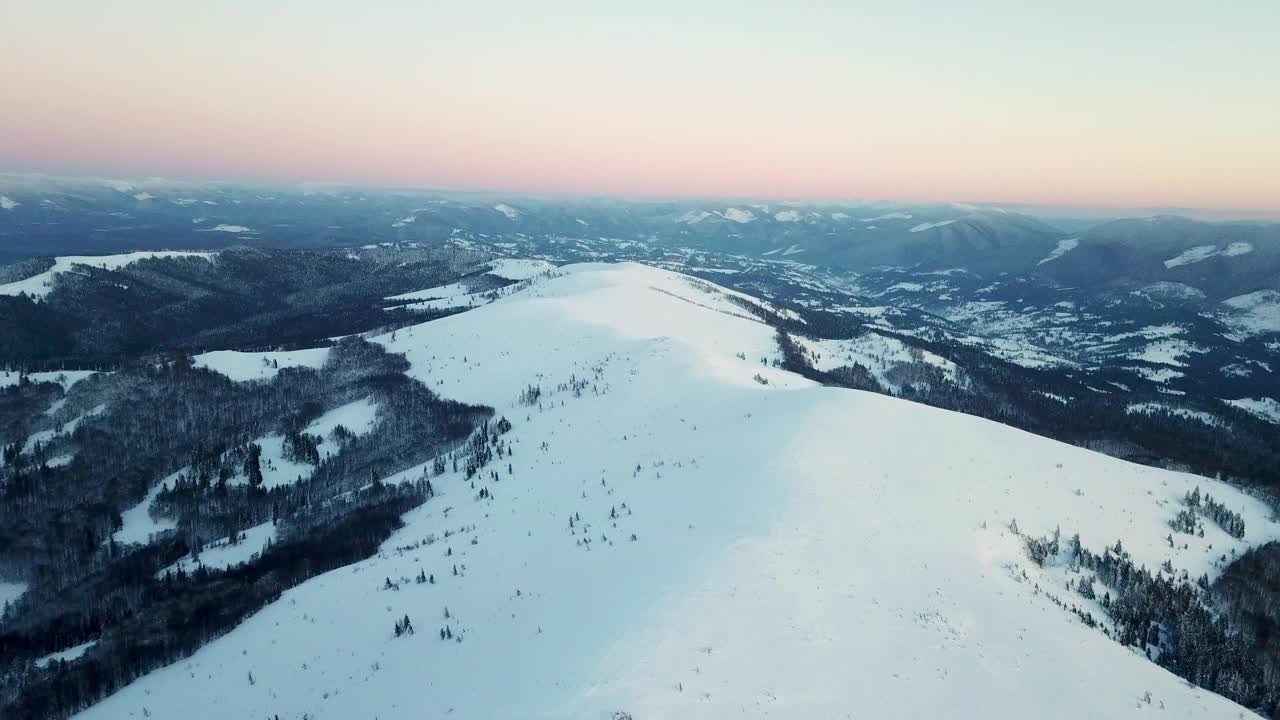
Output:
(2, 1), (1278, 213)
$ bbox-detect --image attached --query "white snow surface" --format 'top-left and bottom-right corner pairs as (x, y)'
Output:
(716, 207), (755, 223)
(487, 257), (557, 281)
(230, 399), (380, 490)
(306, 398), (380, 452)
(0, 252), (214, 299)
(1164, 242), (1253, 268)
(492, 203), (520, 220)
(909, 219), (957, 232)
(773, 209), (801, 222)
(1221, 290), (1280, 335)
(796, 332), (958, 392)
(0, 581), (26, 608)
(0, 195), (18, 210)
(0, 369), (97, 390)
(676, 210), (711, 224)
(78, 262), (1279, 720)
(161, 522), (277, 576)
(1037, 237), (1079, 265)
(387, 281), (475, 305)
(22, 404), (106, 455)
(113, 470), (181, 545)
(1127, 403), (1220, 426)
(193, 348), (331, 382)
(203, 224), (253, 233)
(37, 641), (97, 668)
(861, 211), (912, 222)
(1224, 397), (1280, 424)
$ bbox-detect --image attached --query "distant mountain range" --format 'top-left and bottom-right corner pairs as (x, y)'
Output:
(2, 175), (1277, 296)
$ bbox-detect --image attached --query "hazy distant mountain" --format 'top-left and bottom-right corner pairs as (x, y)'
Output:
(1034, 216), (1280, 300)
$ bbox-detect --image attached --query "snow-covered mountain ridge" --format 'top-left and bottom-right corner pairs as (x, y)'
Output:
(79, 263), (1278, 719)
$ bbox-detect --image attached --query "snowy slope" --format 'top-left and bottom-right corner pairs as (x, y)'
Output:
(160, 522), (277, 576)
(0, 369), (97, 390)
(193, 348), (330, 382)
(113, 470), (181, 545)
(0, 252), (214, 299)
(78, 262), (1278, 720)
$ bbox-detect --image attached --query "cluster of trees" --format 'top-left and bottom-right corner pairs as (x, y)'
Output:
(1181, 487), (1247, 539)
(3, 481), (432, 719)
(0, 246), (490, 369)
(1022, 529), (1280, 715)
(0, 332), (496, 717)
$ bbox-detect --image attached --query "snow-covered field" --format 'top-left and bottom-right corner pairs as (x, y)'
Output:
(487, 257), (556, 281)
(1224, 397), (1280, 424)
(0, 369), (97, 390)
(113, 469), (183, 545)
(1037, 237), (1079, 264)
(1127, 402), (1220, 426)
(193, 347), (330, 382)
(36, 640), (97, 668)
(0, 581), (26, 609)
(1163, 242), (1253, 268)
(1221, 290), (1280, 335)
(235, 398), (381, 488)
(0, 252), (214, 299)
(796, 332), (958, 391)
(78, 262), (1278, 720)
(160, 522), (277, 576)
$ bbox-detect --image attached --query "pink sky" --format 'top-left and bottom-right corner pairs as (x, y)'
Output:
(2, 2), (1278, 213)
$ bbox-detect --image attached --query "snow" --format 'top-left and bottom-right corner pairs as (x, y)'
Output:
(76, 262), (1279, 720)
(1132, 281), (1206, 303)
(0, 252), (214, 300)
(397, 292), (497, 312)
(1125, 338), (1205, 367)
(909, 219), (957, 232)
(36, 641), (97, 668)
(132, 192), (155, 201)
(113, 469), (182, 545)
(1220, 290), (1280, 335)
(306, 398), (380, 453)
(387, 281), (472, 303)
(226, 399), (379, 490)
(0, 195), (17, 210)
(796, 332), (959, 392)
(0, 369), (97, 390)
(1037, 237), (1079, 265)
(774, 210), (801, 222)
(676, 210), (711, 224)
(861, 211), (912, 222)
(22, 404), (106, 455)
(830, 212), (850, 221)
(780, 243), (805, 256)
(160, 522), (276, 576)
(716, 207), (755, 223)
(492, 203), (520, 220)
(0, 581), (26, 608)
(203, 224), (253, 233)
(193, 348), (330, 382)
(1224, 397), (1280, 424)
(1124, 366), (1184, 383)
(242, 434), (316, 488)
(487, 258), (557, 281)
(1127, 403), (1220, 426)
(1164, 243), (1253, 268)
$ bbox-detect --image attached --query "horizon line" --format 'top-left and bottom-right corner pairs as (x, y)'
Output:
(1, 168), (1278, 223)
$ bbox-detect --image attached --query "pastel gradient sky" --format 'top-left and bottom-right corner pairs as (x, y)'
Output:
(2, 1), (1278, 211)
